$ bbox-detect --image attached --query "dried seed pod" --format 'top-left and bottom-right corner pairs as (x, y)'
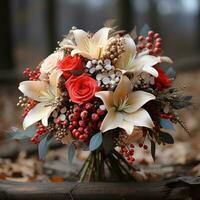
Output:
(103, 36), (125, 64)
(55, 130), (67, 141)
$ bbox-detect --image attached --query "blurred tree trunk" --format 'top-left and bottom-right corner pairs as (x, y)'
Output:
(117, 0), (134, 32)
(18, 0), (28, 42)
(197, 1), (200, 52)
(46, 0), (56, 53)
(148, 0), (160, 32)
(0, 0), (14, 70)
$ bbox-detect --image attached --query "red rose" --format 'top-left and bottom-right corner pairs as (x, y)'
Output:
(65, 73), (98, 104)
(58, 55), (84, 78)
(154, 66), (172, 90)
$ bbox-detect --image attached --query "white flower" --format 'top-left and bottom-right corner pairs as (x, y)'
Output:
(40, 51), (64, 73)
(95, 75), (155, 135)
(63, 27), (111, 60)
(116, 35), (173, 77)
(18, 70), (63, 129)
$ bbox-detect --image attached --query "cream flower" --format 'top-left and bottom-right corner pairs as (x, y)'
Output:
(116, 35), (173, 77)
(63, 27), (111, 59)
(18, 70), (63, 129)
(40, 51), (64, 73)
(95, 75), (155, 135)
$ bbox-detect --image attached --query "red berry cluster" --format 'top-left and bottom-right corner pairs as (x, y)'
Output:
(137, 30), (162, 56)
(22, 99), (37, 118)
(70, 103), (105, 142)
(138, 143), (148, 150)
(120, 144), (135, 165)
(31, 123), (47, 144)
(160, 113), (175, 120)
(23, 66), (41, 80)
(55, 101), (106, 143)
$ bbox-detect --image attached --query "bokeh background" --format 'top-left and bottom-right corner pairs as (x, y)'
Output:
(0, 0), (200, 182)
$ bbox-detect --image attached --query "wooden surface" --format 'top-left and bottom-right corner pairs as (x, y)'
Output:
(0, 176), (200, 200)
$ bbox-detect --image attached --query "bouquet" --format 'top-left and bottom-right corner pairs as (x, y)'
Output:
(17, 25), (192, 182)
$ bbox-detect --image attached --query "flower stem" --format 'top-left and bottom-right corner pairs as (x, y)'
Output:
(79, 153), (92, 182)
(78, 149), (138, 182)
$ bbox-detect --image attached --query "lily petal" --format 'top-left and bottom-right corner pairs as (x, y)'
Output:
(95, 91), (114, 110)
(113, 75), (131, 107)
(69, 28), (112, 59)
(123, 108), (154, 129)
(49, 69), (63, 96)
(18, 81), (53, 102)
(100, 107), (123, 132)
(91, 27), (111, 47)
(120, 120), (134, 135)
(129, 55), (161, 77)
(71, 49), (93, 60)
(61, 44), (76, 50)
(23, 102), (54, 129)
(115, 35), (136, 70)
(88, 42), (102, 59)
(160, 56), (173, 64)
(124, 91), (155, 113)
(143, 65), (159, 77)
(72, 29), (90, 52)
(39, 72), (49, 81)
(41, 106), (56, 127)
(90, 27), (111, 59)
(40, 51), (64, 73)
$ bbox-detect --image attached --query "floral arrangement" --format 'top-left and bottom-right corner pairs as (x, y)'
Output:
(17, 25), (192, 181)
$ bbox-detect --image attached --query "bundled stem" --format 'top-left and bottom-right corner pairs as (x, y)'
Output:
(78, 149), (136, 182)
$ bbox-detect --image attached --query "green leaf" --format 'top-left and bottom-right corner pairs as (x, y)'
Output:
(139, 24), (150, 36)
(38, 134), (53, 160)
(160, 119), (175, 131)
(172, 101), (192, 109)
(172, 96), (192, 109)
(89, 132), (102, 151)
(68, 143), (76, 164)
(150, 140), (156, 161)
(10, 126), (36, 140)
(159, 132), (174, 144)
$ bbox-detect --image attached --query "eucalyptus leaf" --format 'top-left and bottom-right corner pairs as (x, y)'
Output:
(89, 132), (102, 151)
(182, 96), (192, 101)
(165, 67), (176, 80)
(11, 125), (36, 140)
(38, 134), (53, 160)
(172, 100), (192, 109)
(160, 119), (175, 131)
(68, 143), (76, 164)
(139, 24), (150, 36)
(159, 132), (174, 144)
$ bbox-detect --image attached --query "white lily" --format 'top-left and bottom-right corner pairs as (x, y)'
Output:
(116, 35), (173, 77)
(63, 27), (111, 59)
(95, 75), (155, 135)
(18, 70), (63, 129)
(40, 51), (64, 73)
